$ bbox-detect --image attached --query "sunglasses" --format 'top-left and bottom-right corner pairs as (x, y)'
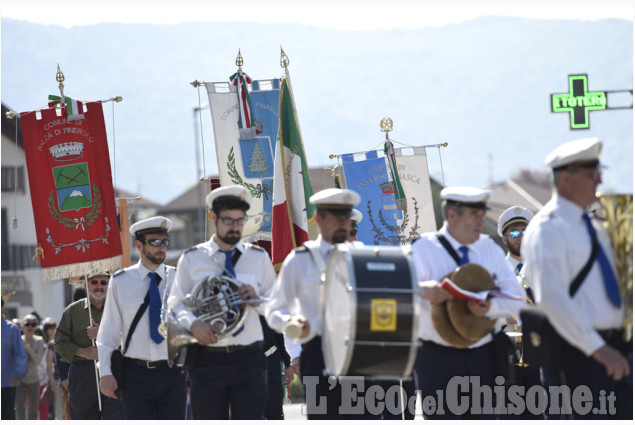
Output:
(507, 229), (525, 239)
(24, 322), (37, 327)
(90, 279), (109, 286)
(145, 239), (170, 248)
(217, 216), (246, 226)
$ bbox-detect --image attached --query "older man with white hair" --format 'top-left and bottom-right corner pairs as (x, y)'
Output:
(522, 138), (631, 419)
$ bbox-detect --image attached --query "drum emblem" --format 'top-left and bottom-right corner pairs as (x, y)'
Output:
(370, 299), (397, 331)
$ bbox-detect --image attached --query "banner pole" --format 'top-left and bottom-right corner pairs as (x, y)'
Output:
(117, 199), (131, 268)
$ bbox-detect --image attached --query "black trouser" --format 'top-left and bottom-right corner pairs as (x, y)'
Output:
(498, 363), (545, 420)
(415, 339), (498, 419)
(121, 358), (187, 420)
(377, 376), (417, 420)
(68, 359), (125, 420)
(300, 336), (380, 420)
(190, 343), (267, 420)
(542, 330), (633, 420)
(1, 387), (16, 419)
(264, 353), (285, 420)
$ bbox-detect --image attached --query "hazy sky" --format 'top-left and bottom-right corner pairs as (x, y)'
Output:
(1, 2), (632, 30)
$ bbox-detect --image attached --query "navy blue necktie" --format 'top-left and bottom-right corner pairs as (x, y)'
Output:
(221, 249), (236, 277)
(458, 246), (469, 265)
(220, 249), (244, 336)
(148, 272), (164, 344)
(582, 213), (621, 308)
(517, 263), (523, 273)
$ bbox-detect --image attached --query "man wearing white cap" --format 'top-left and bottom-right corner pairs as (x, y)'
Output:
(97, 216), (187, 419)
(169, 185), (276, 420)
(498, 206), (534, 276)
(55, 271), (124, 420)
(347, 208), (363, 243)
(522, 138), (631, 419)
(266, 188), (379, 419)
(496, 206), (544, 420)
(411, 186), (525, 419)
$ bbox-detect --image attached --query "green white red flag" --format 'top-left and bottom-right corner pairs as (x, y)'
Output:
(271, 76), (314, 269)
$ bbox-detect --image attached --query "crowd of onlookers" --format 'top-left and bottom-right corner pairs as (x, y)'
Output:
(2, 287), (86, 420)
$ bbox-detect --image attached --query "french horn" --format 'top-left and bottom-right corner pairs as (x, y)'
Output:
(166, 275), (264, 366)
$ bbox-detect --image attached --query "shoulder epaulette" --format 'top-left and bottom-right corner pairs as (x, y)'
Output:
(247, 244), (265, 252)
(409, 235), (421, 245)
(112, 269), (126, 278)
(184, 246), (198, 254)
(294, 245), (309, 252)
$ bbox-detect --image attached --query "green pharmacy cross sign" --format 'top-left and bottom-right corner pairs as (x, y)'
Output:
(551, 74), (607, 130)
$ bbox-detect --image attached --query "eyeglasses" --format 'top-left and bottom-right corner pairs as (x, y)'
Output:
(144, 239), (170, 247)
(217, 216), (246, 226)
(24, 322), (37, 327)
(507, 229), (525, 239)
(90, 279), (109, 286)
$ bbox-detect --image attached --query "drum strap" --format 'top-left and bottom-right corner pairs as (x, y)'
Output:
(436, 233), (461, 265)
(305, 244), (327, 281)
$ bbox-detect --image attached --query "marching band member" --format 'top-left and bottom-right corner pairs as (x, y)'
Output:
(97, 216), (187, 419)
(498, 206), (534, 277)
(497, 205), (544, 420)
(169, 185), (276, 420)
(266, 188), (378, 419)
(411, 187), (525, 419)
(522, 138), (631, 419)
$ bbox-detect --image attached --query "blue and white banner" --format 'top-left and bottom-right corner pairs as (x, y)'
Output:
(342, 146), (437, 245)
(206, 79), (280, 242)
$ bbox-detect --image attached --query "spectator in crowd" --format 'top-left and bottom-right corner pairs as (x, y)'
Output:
(15, 314), (45, 419)
(43, 318), (65, 420)
(2, 298), (28, 420)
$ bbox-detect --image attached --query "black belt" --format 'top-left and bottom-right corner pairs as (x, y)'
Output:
(124, 357), (169, 369)
(71, 358), (94, 366)
(199, 341), (261, 354)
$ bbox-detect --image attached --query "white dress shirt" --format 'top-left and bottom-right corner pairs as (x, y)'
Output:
(97, 261), (175, 376)
(265, 235), (334, 344)
(168, 237), (276, 347)
(521, 194), (624, 356)
(506, 254), (522, 275)
(411, 225), (525, 348)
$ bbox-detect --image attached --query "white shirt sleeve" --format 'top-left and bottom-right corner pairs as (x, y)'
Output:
(96, 275), (123, 376)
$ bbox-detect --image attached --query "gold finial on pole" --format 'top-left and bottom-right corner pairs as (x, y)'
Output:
(56, 63), (66, 102)
(235, 49), (244, 68)
(280, 46), (289, 69)
(5, 111), (16, 119)
(112, 96), (123, 103)
(380, 117), (393, 139)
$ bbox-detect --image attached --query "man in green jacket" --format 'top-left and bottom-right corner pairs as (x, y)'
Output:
(54, 272), (124, 420)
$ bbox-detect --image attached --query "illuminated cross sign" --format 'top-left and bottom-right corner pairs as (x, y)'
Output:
(551, 74), (607, 130)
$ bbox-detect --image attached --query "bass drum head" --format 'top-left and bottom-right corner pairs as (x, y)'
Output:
(322, 247), (356, 376)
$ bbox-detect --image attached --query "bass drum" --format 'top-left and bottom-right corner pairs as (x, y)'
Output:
(322, 244), (420, 379)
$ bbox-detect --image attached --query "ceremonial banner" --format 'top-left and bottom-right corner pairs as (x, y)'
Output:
(342, 146), (436, 245)
(20, 102), (122, 280)
(271, 77), (314, 268)
(206, 78), (280, 242)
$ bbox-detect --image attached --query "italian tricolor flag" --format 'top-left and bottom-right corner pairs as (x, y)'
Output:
(271, 76), (314, 269)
